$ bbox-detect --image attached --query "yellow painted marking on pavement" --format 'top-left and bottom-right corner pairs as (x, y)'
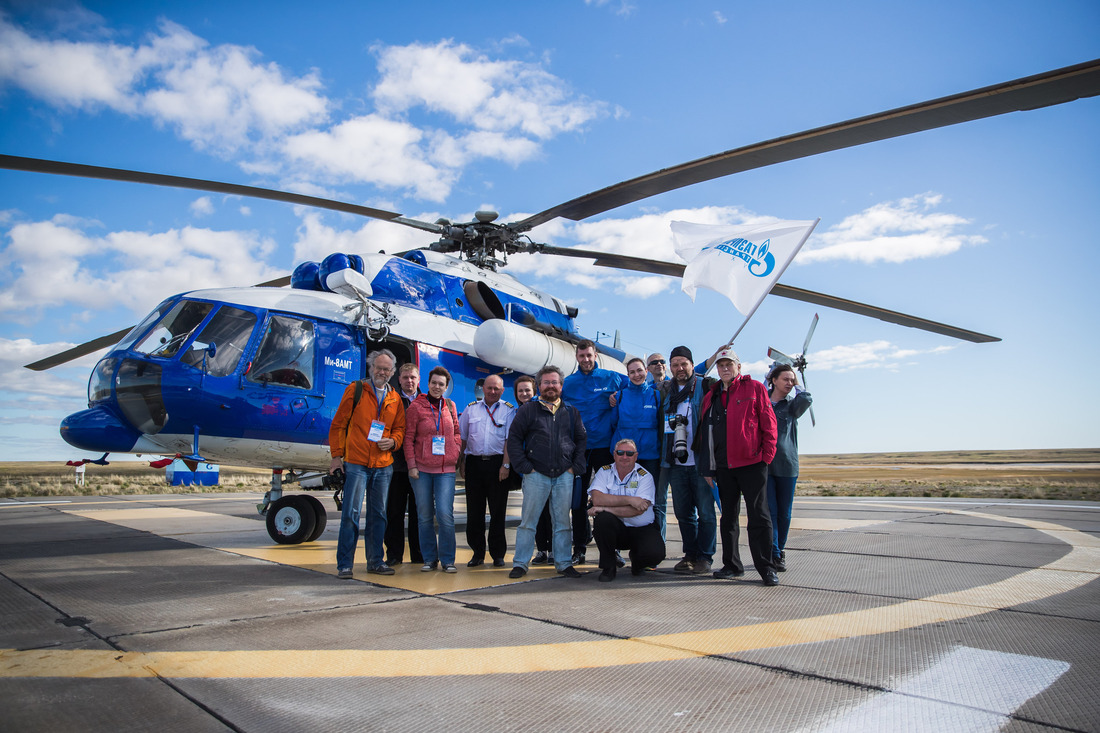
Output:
(5, 505), (1096, 679)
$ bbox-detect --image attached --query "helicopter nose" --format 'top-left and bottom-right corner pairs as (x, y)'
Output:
(61, 405), (142, 453)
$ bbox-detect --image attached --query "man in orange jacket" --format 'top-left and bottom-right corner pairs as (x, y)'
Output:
(329, 349), (406, 578)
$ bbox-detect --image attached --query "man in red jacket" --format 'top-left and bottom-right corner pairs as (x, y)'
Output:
(696, 347), (780, 586)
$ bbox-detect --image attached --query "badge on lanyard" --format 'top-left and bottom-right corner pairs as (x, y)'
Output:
(367, 420), (385, 442)
(432, 435), (446, 455)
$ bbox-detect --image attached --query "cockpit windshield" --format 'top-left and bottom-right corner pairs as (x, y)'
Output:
(133, 300), (214, 358)
(181, 306), (257, 376)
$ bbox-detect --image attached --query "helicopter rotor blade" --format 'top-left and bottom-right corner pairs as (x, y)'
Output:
(540, 243), (999, 343)
(802, 313), (819, 355)
(24, 327), (136, 371)
(0, 155), (448, 236)
(511, 59), (1100, 231)
(768, 347), (794, 365)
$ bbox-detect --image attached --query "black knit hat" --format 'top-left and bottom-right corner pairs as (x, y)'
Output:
(669, 345), (693, 362)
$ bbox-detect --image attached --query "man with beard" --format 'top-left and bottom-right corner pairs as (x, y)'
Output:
(507, 366), (587, 579)
(329, 350), (406, 578)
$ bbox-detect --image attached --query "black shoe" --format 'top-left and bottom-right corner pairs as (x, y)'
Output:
(762, 570), (780, 586)
(492, 558), (505, 567)
(532, 551), (550, 565)
(509, 566), (527, 579)
(599, 567), (616, 582)
(571, 552), (586, 566)
(467, 557), (484, 567)
(713, 566), (745, 580)
(386, 557), (402, 566)
(774, 551), (787, 572)
(631, 565), (645, 576)
(559, 566), (582, 578)
(615, 551), (626, 568)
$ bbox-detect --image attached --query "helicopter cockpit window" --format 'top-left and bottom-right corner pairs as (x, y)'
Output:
(247, 315), (315, 390)
(115, 299), (174, 353)
(181, 306), (257, 377)
(133, 300), (215, 359)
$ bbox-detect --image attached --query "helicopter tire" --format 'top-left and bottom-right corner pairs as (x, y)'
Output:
(303, 495), (328, 542)
(266, 495), (317, 545)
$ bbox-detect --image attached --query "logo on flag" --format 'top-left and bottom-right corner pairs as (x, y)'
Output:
(671, 219), (819, 317)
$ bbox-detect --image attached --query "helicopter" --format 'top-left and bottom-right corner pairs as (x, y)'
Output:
(4, 58), (1097, 544)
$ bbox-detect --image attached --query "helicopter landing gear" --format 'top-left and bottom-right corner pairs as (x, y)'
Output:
(265, 495), (318, 545)
(302, 494), (327, 542)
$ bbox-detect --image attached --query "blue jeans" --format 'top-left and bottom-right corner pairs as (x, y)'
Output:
(513, 471), (573, 571)
(410, 471), (457, 566)
(336, 463), (392, 571)
(667, 464), (716, 562)
(767, 474), (798, 556)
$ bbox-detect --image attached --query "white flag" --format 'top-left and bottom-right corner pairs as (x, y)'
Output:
(671, 218), (819, 315)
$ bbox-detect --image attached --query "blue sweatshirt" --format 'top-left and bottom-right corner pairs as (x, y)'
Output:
(611, 380), (662, 460)
(564, 367), (627, 451)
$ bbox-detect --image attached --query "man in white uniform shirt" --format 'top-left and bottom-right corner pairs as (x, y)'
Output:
(587, 438), (666, 582)
(458, 374), (515, 567)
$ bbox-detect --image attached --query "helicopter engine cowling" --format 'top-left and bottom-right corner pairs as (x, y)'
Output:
(473, 319), (627, 376)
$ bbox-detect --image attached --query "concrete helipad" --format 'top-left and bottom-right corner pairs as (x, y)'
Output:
(0, 492), (1097, 732)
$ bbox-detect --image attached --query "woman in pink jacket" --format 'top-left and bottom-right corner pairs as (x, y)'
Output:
(404, 366), (462, 572)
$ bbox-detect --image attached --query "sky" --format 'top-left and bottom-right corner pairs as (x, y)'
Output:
(1, 0), (1098, 462)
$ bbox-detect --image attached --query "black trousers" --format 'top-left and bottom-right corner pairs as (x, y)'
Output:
(716, 461), (775, 575)
(384, 470), (421, 563)
(535, 504), (553, 552)
(592, 511), (666, 571)
(464, 454), (509, 561)
(573, 447), (611, 554)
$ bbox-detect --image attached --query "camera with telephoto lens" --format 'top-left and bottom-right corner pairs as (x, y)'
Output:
(323, 468), (346, 509)
(668, 414), (690, 464)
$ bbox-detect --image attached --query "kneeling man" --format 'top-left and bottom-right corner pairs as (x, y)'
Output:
(588, 439), (666, 582)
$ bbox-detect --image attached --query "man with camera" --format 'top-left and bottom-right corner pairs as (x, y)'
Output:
(329, 349), (407, 579)
(661, 345), (717, 576)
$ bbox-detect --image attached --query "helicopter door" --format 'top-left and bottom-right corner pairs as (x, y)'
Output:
(240, 313), (327, 444)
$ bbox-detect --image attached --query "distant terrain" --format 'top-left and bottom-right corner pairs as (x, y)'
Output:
(2, 449), (1097, 502)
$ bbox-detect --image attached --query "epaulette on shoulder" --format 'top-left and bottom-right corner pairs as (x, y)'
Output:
(637, 467), (649, 476)
(467, 400), (479, 407)
(597, 464), (613, 472)
(502, 400), (514, 408)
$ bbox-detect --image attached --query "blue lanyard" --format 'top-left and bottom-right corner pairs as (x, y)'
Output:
(430, 401), (443, 433)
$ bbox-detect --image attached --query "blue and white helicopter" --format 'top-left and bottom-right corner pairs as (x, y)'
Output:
(5, 59), (1097, 543)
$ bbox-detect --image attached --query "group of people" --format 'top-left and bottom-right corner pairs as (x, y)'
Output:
(327, 340), (812, 587)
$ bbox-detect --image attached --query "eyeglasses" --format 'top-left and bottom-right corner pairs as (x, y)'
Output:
(648, 359), (665, 366)
(615, 450), (636, 457)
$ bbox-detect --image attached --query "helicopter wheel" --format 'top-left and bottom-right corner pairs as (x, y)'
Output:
(265, 495), (317, 545)
(303, 495), (328, 542)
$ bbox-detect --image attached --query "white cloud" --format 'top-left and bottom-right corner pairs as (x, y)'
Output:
(292, 212), (436, 264)
(0, 215), (284, 318)
(283, 115), (456, 201)
(190, 196), (214, 216)
(0, 18), (329, 154)
(0, 337), (90, 403)
(798, 193), (987, 264)
(808, 341), (954, 372)
(372, 40), (604, 139)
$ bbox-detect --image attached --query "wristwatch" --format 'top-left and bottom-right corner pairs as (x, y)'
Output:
(502, 463), (510, 468)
